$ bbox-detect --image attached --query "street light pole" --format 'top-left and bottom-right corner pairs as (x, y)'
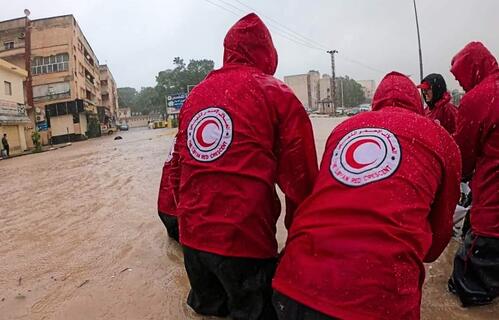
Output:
(327, 50), (338, 117)
(412, 0), (424, 82)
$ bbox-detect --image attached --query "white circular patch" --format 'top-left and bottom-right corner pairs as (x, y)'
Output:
(330, 128), (401, 187)
(165, 137), (176, 163)
(187, 107), (233, 162)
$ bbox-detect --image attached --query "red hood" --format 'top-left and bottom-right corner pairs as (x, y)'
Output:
(372, 72), (424, 115)
(451, 41), (499, 92)
(223, 13), (278, 75)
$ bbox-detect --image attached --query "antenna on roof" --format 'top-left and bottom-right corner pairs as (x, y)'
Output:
(24, 9), (31, 17)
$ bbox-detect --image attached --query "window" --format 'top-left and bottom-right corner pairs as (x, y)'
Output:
(4, 41), (14, 50)
(31, 53), (69, 75)
(4, 81), (12, 95)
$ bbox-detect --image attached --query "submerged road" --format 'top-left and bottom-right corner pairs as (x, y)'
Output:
(0, 118), (497, 319)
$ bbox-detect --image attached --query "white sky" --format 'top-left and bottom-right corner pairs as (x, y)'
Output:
(2, 0), (498, 91)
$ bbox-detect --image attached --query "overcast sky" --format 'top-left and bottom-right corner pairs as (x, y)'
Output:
(2, 0), (498, 91)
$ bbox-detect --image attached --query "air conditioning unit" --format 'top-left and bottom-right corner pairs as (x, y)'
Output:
(19, 32), (25, 39)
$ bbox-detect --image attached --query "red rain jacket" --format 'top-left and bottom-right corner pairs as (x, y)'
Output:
(273, 72), (461, 320)
(165, 13), (317, 258)
(451, 41), (499, 238)
(424, 91), (458, 134)
(158, 136), (179, 216)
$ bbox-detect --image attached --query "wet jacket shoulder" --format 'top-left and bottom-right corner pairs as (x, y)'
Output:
(425, 92), (458, 134)
(273, 72), (461, 320)
(173, 13), (317, 258)
(451, 41), (499, 237)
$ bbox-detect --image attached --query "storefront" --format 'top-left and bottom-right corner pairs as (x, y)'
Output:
(0, 101), (31, 155)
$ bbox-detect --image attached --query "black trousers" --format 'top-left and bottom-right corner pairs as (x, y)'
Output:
(183, 246), (277, 320)
(157, 212), (179, 242)
(273, 291), (336, 320)
(449, 230), (499, 307)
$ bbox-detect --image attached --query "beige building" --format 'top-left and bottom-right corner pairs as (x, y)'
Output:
(284, 70), (321, 111)
(0, 58), (30, 155)
(117, 107), (131, 123)
(356, 80), (376, 101)
(0, 15), (117, 145)
(285, 71), (335, 113)
(99, 64), (119, 123)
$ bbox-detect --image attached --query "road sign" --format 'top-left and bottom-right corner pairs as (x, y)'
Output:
(36, 121), (48, 131)
(167, 93), (187, 110)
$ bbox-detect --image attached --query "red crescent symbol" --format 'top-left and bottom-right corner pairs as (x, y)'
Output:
(345, 138), (381, 169)
(196, 119), (220, 148)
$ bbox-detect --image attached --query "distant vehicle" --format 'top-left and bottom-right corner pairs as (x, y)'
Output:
(335, 108), (345, 116)
(100, 123), (116, 135)
(120, 123), (129, 131)
(346, 108), (360, 116)
(358, 103), (371, 112)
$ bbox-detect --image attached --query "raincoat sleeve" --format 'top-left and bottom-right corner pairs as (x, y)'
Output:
(424, 143), (462, 262)
(157, 135), (180, 215)
(274, 90), (318, 229)
(453, 97), (481, 181)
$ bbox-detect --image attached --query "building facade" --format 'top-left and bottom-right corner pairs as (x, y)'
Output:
(99, 64), (119, 124)
(356, 80), (376, 101)
(0, 58), (30, 155)
(0, 15), (118, 145)
(284, 70), (322, 111)
(284, 71), (335, 113)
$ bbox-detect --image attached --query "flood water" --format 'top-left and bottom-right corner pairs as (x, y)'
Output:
(0, 118), (497, 319)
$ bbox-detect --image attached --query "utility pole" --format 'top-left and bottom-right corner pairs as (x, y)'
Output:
(24, 9), (34, 110)
(412, 0), (424, 82)
(327, 50), (338, 116)
(340, 78), (344, 108)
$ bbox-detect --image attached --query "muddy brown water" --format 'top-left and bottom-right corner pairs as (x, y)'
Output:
(0, 118), (497, 319)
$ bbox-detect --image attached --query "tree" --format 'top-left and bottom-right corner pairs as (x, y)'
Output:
(134, 87), (163, 115)
(335, 76), (366, 108)
(117, 87), (138, 108)
(117, 57), (215, 115)
(156, 57), (214, 96)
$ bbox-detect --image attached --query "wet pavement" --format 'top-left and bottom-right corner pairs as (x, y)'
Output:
(0, 118), (497, 319)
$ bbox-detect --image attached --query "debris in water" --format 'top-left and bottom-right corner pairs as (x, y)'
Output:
(114, 136), (123, 140)
(18, 276), (22, 286)
(15, 294), (25, 299)
(119, 267), (132, 274)
(77, 280), (89, 288)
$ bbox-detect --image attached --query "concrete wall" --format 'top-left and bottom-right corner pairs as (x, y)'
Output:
(309, 71), (320, 110)
(50, 114), (74, 136)
(99, 65), (119, 119)
(0, 59), (26, 104)
(284, 74), (309, 109)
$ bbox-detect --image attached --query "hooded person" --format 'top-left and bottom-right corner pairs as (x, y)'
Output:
(417, 73), (458, 134)
(159, 13), (318, 319)
(272, 72), (461, 320)
(157, 136), (180, 242)
(448, 41), (499, 307)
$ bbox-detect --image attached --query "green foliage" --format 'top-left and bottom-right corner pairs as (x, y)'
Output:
(86, 116), (101, 138)
(335, 76), (367, 108)
(156, 57), (215, 96)
(117, 57), (214, 116)
(117, 87), (138, 109)
(31, 131), (42, 153)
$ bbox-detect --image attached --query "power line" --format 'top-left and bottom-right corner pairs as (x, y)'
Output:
(215, 0), (327, 50)
(201, 0), (385, 75)
(201, 0), (325, 51)
(339, 56), (385, 74)
(202, 0), (242, 17)
(232, 0), (329, 50)
(229, 0), (385, 74)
